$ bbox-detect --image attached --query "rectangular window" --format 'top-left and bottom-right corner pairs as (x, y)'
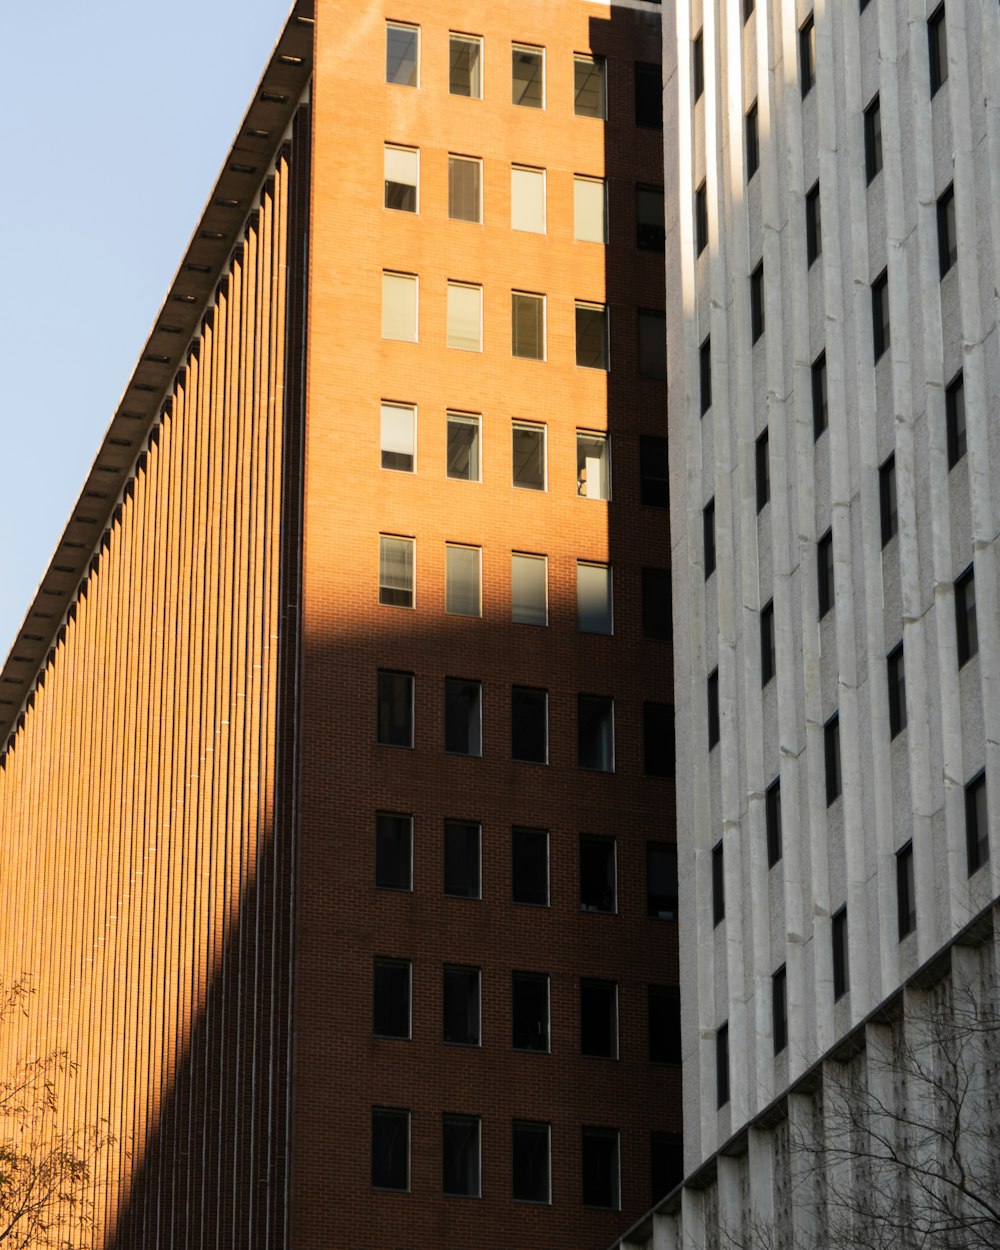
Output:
(879, 454), (897, 546)
(865, 94), (882, 183)
(638, 310), (667, 380)
(374, 958), (411, 1039)
(443, 965), (481, 1046)
(640, 436), (669, 507)
(756, 428), (769, 511)
(637, 185), (665, 251)
(376, 812), (412, 890)
(575, 54), (606, 118)
(379, 535), (414, 608)
(443, 1115), (480, 1197)
(511, 292), (546, 360)
(577, 432), (610, 500)
(372, 1108), (409, 1190)
(832, 906), (848, 999)
(511, 165), (546, 234)
(692, 31), (704, 102)
(644, 702), (676, 778)
(382, 271), (417, 342)
(872, 269), (890, 362)
(955, 564), (978, 667)
(447, 282), (482, 352)
(648, 985), (682, 1063)
(512, 686), (547, 763)
(937, 183), (957, 277)
(582, 1128), (620, 1209)
(445, 545), (481, 617)
(577, 562), (613, 634)
(825, 713), (841, 806)
(578, 695), (614, 772)
(447, 412), (480, 481)
(928, 3), (948, 96)
(576, 302), (609, 370)
(772, 965), (787, 1054)
(712, 840), (725, 926)
(812, 351), (828, 439)
(444, 678), (482, 755)
(512, 1122), (550, 1203)
(377, 670), (414, 748)
(642, 568), (672, 641)
(513, 827), (549, 906)
(635, 62), (661, 129)
(766, 779), (782, 867)
(799, 14), (815, 97)
(580, 835), (616, 913)
(646, 841), (678, 920)
(750, 261), (765, 342)
(896, 842), (916, 939)
(806, 180), (821, 265)
(386, 22), (418, 87)
(761, 600), (776, 686)
(574, 176), (607, 244)
(512, 421), (546, 488)
(716, 1024), (730, 1106)
(444, 820), (481, 898)
(695, 180), (708, 255)
(581, 979), (618, 1059)
(512, 972), (549, 1051)
(448, 155), (483, 223)
(699, 336), (712, 414)
(946, 372), (966, 469)
(651, 1133), (684, 1206)
(817, 528), (834, 618)
(512, 44), (544, 108)
(707, 668), (719, 747)
(703, 497), (716, 578)
(384, 145), (418, 212)
(449, 33), (482, 98)
(966, 770), (989, 874)
(380, 402), (415, 472)
(512, 553), (548, 626)
(888, 642), (906, 739)
(746, 100), (759, 179)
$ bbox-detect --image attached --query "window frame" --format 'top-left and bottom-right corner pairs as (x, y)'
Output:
(577, 561), (613, 635)
(887, 642), (906, 740)
(444, 677), (483, 756)
(575, 301), (610, 371)
(937, 182), (957, 278)
(817, 528), (834, 619)
(716, 1023), (730, 1107)
(447, 411), (481, 482)
(761, 599), (776, 686)
(879, 453), (897, 547)
(812, 350), (828, 440)
(442, 1114), (481, 1198)
(646, 841), (678, 920)
(574, 174), (608, 244)
(512, 1122), (551, 1204)
(707, 668), (720, 749)
(377, 669), (415, 749)
(512, 42), (545, 109)
(574, 53), (607, 119)
(386, 21), (419, 88)
(766, 779), (782, 867)
(750, 261), (765, 342)
(896, 841), (916, 939)
(380, 401), (416, 473)
(581, 1127), (621, 1210)
(711, 840), (725, 927)
(806, 180), (821, 265)
(965, 770), (989, 875)
(443, 964), (482, 1047)
(580, 977), (619, 1060)
(799, 14), (816, 97)
(832, 906), (849, 1000)
(580, 835), (617, 914)
(511, 420), (547, 490)
(511, 291), (546, 361)
(637, 184), (666, 252)
(638, 308), (667, 380)
(448, 154), (483, 224)
(864, 93), (882, 184)
(511, 164), (546, 235)
(376, 811), (414, 891)
(577, 694), (615, 772)
(444, 819), (482, 899)
(772, 965), (788, 1054)
(825, 712), (841, 806)
(381, 270), (418, 343)
(703, 497), (716, 578)
(445, 544), (482, 617)
(511, 685), (548, 764)
(872, 269), (890, 362)
(746, 100), (759, 180)
(384, 143), (419, 213)
(512, 971), (550, 1053)
(928, 3), (948, 97)
(373, 957), (412, 1040)
(576, 431), (611, 501)
(512, 552), (549, 626)
(955, 564), (978, 668)
(372, 1107), (411, 1191)
(946, 372), (966, 469)
(449, 32), (483, 99)
(756, 427), (770, 511)
(512, 826), (549, 907)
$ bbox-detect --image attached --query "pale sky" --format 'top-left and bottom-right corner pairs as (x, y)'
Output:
(0, 1), (291, 664)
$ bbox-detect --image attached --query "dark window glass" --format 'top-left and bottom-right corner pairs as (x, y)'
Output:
(766, 779), (782, 867)
(512, 421), (546, 488)
(512, 972), (549, 1051)
(832, 906), (848, 999)
(746, 101), (759, 179)
(800, 14), (815, 96)
(806, 180), (821, 264)
(772, 965), (787, 1054)
(386, 24), (418, 86)
(716, 1024), (730, 1106)
(449, 34), (482, 98)
(812, 351), (828, 439)
(946, 372), (966, 469)
(372, 1108), (409, 1190)
(761, 600), (776, 686)
(640, 436), (669, 507)
(639, 309), (667, 380)
(712, 840), (724, 926)
(512, 686), (547, 762)
(512, 1123), (550, 1203)
(693, 32), (704, 102)
(444, 820), (481, 899)
(818, 529), (834, 618)
(637, 185), (665, 251)
(896, 842), (916, 939)
(512, 45), (544, 108)
(443, 1115), (480, 1197)
(511, 294), (545, 362)
(879, 455), (897, 547)
(447, 412), (480, 479)
(635, 63), (662, 129)
(703, 498), (716, 578)
(377, 670), (414, 747)
(928, 3), (948, 96)
(647, 842), (678, 920)
(707, 668), (720, 749)
(648, 985), (682, 1063)
(756, 428), (769, 512)
(651, 1133), (684, 1205)
(443, 965), (480, 1045)
(376, 812), (412, 890)
(700, 336), (712, 414)
(643, 702), (676, 777)
(445, 678), (482, 755)
(580, 836), (617, 913)
(513, 827), (549, 906)
(966, 770), (989, 875)
(582, 1128), (620, 1209)
(864, 94), (882, 183)
(825, 713), (841, 806)
(872, 269), (890, 361)
(887, 643), (907, 740)
(937, 183), (957, 277)
(955, 565), (978, 667)
(576, 303), (609, 370)
(695, 181), (708, 255)
(750, 261), (765, 342)
(642, 569), (672, 642)
(374, 959), (411, 1039)
(580, 979), (618, 1058)
(744, 0), (755, 20)
(578, 696), (614, 771)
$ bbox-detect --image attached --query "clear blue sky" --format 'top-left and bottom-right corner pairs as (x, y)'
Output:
(0, 1), (291, 664)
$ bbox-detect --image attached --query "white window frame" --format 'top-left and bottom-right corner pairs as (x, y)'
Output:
(449, 32), (484, 99)
(447, 281), (484, 352)
(386, 21), (420, 88)
(574, 175), (607, 244)
(512, 42), (545, 109)
(383, 144), (419, 213)
(380, 401), (417, 473)
(382, 271), (418, 342)
(511, 165), (546, 234)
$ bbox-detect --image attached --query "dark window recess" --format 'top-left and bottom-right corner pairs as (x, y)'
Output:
(444, 820), (481, 899)
(937, 183), (957, 277)
(640, 436), (669, 507)
(703, 498), (716, 578)
(644, 702), (676, 778)
(928, 3), (948, 96)
(637, 185), (665, 251)
(512, 686), (547, 762)
(635, 63), (662, 129)
(761, 600), (776, 686)
(443, 965), (480, 1045)
(442, 1116), (480, 1197)
(512, 1122), (550, 1203)
(966, 770), (989, 875)
(772, 965), (787, 1054)
(647, 841), (678, 920)
(576, 304), (609, 370)
(712, 840), (725, 926)
(864, 94), (882, 183)
(582, 1128), (620, 1209)
(512, 827), (549, 906)
(376, 811), (412, 890)
(879, 455), (898, 547)
(812, 351), (828, 439)
(651, 1133), (684, 1206)
(746, 101), (759, 179)
(817, 529), (834, 618)
(373, 959), (411, 1039)
(887, 643), (907, 740)
(716, 1024), (730, 1106)
(744, 0), (755, 21)
(955, 565), (978, 668)
(896, 842), (916, 939)
(377, 670), (414, 747)
(648, 985), (682, 1064)
(700, 336), (712, 414)
(832, 906), (849, 999)
(766, 779), (782, 867)
(946, 372), (966, 469)
(638, 309), (667, 381)
(872, 269), (890, 362)
(578, 695), (614, 772)
(372, 1108), (409, 1190)
(642, 569), (672, 642)
(800, 14), (815, 97)
(707, 668), (720, 749)
(512, 972), (549, 1051)
(806, 181), (821, 265)
(445, 678), (482, 755)
(580, 979), (618, 1058)
(693, 32), (704, 102)
(756, 428), (770, 512)
(825, 713), (841, 806)
(750, 261), (765, 342)
(580, 836), (617, 913)
(695, 181), (709, 255)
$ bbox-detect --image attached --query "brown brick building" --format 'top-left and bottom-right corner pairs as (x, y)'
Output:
(0, 2), (676, 1246)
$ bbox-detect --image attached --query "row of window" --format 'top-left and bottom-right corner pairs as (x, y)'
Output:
(374, 814), (680, 921)
(386, 23), (662, 128)
(385, 149), (666, 251)
(375, 672), (676, 776)
(371, 1112), (681, 1209)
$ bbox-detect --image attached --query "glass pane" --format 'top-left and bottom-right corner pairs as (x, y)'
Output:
(574, 55), (605, 117)
(450, 35), (482, 97)
(576, 433), (609, 499)
(512, 46), (543, 107)
(447, 284), (482, 351)
(448, 157), (481, 223)
(384, 146), (417, 211)
(512, 554), (547, 625)
(577, 564), (612, 633)
(512, 828), (548, 905)
(379, 537), (414, 607)
(377, 672), (413, 747)
(512, 294), (544, 359)
(372, 1109), (409, 1190)
(512, 687), (547, 762)
(637, 187), (665, 251)
(380, 403), (414, 472)
(444, 681), (482, 755)
(512, 424), (545, 488)
(382, 273), (417, 341)
(375, 812), (412, 889)
(446, 546), (481, 616)
(575, 304), (608, 369)
(444, 820), (481, 896)
(511, 167), (545, 233)
(443, 1116), (480, 1196)
(512, 1123), (549, 1202)
(386, 24), (418, 86)
(447, 413), (480, 480)
(574, 177), (606, 243)
(639, 311), (666, 379)
(578, 695), (613, 771)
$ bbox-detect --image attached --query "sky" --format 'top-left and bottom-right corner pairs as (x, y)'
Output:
(0, 1), (292, 665)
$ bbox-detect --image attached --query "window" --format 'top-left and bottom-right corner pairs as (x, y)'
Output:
(761, 600), (776, 686)
(373, 958), (411, 1039)
(955, 564), (978, 667)
(937, 183), (957, 277)
(766, 779), (782, 867)
(639, 310), (667, 380)
(756, 428), (770, 511)
(887, 643), (906, 740)
(450, 33), (482, 98)
(512, 686), (547, 763)
(648, 985), (682, 1063)
(382, 271), (417, 342)
(712, 840), (725, 926)
(511, 166), (546, 234)
(577, 432), (610, 500)
(647, 841), (678, 920)
(512, 421), (546, 488)
(864, 94), (882, 183)
(448, 156), (483, 223)
(644, 702), (676, 778)
(896, 842), (916, 939)
(511, 292), (546, 360)
(512, 972), (549, 1051)
(637, 185), (665, 251)
(376, 812), (412, 890)
(772, 965), (787, 1054)
(576, 302), (609, 370)
(513, 827), (549, 906)
(799, 14), (815, 97)
(693, 31), (704, 102)
(578, 695), (614, 771)
(574, 176), (607, 244)
(642, 568), (672, 642)
(447, 412), (480, 481)
(817, 528), (834, 618)
(512, 44), (544, 108)
(880, 454), (898, 546)
(445, 545), (481, 617)
(635, 63), (661, 128)
(443, 965), (480, 1045)
(640, 436), (669, 507)
(384, 145), (418, 212)
(946, 372), (966, 468)
(872, 269), (890, 361)
(699, 336), (712, 414)
(581, 979), (618, 1059)
(750, 261), (765, 342)
(379, 535), (414, 608)
(695, 180), (708, 255)
(577, 563), (613, 634)
(966, 770), (989, 874)
(377, 670), (414, 748)
(580, 836), (616, 913)
(832, 906), (848, 999)
(447, 282), (482, 352)
(582, 1128), (620, 1209)
(575, 54), (606, 118)
(806, 180), (821, 265)
(444, 820), (481, 898)
(651, 1133), (684, 1205)
(386, 22), (418, 87)
(380, 402), (415, 472)
(743, 0), (755, 20)
(372, 1108), (409, 1190)
(512, 1123), (550, 1203)
(825, 713), (841, 806)
(707, 668), (720, 749)
(746, 101), (759, 179)
(812, 351), (828, 439)
(444, 679), (482, 755)
(442, 1115), (480, 1197)
(512, 553), (548, 626)
(703, 498), (716, 578)
(928, 3), (948, 96)
(716, 1024), (730, 1106)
